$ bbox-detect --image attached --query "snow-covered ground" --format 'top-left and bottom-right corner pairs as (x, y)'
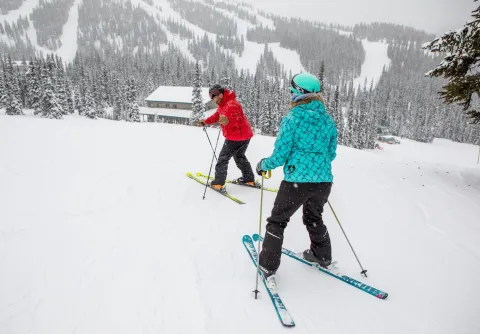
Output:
(353, 39), (391, 90)
(268, 42), (304, 75)
(0, 0), (40, 22)
(56, 0), (83, 62)
(1, 113), (480, 334)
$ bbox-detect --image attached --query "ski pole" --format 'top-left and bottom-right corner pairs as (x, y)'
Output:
(327, 200), (368, 277)
(254, 170), (272, 299)
(203, 128), (221, 200)
(203, 126), (218, 161)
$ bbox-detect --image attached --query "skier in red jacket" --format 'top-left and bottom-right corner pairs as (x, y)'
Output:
(196, 84), (256, 193)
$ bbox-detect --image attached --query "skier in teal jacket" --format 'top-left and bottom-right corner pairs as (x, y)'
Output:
(256, 72), (338, 281)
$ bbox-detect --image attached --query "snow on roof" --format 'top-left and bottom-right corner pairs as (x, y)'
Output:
(139, 107), (216, 119)
(145, 86), (212, 103)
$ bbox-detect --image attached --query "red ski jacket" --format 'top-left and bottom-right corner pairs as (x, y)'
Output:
(204, 90), (253, 141)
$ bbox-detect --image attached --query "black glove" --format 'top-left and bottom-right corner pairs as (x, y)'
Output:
(256, 159), (266, 176)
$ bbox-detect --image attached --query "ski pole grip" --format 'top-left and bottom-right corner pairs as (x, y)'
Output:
(262, 171), (272, 179)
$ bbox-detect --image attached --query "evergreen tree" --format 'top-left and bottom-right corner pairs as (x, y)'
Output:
(357, 88), (369, 148)
(77, 65), (89, 116)
(65, 79), (75, 113)
(126, 78), (140, 122)
(5, 94), (22, 115)
(190, 61), (205, 125)
(344, 94), (355, 147)
(92, 79), (105, 117)
(221, 69), (233, 91)
(0, 61), (6, 109)
(31, 60), (43, 114)
(100, 67), (110, 108)
(318, 60), (325, 91)
(83, 89), (97, 119)
(5, 81), (23, 115)
(18, 66), (27, 107)
(423, 1), (480, 123)
(112, 75), (124, 120)
(39, 77), (63, 119)
(259, 80), (273, 135)
(330, 86), (344, 145)
(6, 55), (21, 105)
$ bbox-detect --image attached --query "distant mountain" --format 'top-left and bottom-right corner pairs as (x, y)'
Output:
(1, 0), (478, 145)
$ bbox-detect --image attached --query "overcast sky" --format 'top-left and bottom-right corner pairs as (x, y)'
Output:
(240, 0), (477, 36)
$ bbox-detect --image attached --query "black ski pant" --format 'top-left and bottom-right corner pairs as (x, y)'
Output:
(210, 139), (255, 186)
(259, 181), (333, 273)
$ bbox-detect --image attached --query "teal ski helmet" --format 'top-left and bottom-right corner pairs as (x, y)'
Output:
(290, 72), (321, 95)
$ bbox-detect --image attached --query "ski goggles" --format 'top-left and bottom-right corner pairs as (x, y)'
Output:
(209, 89), (222, 99)
(290, 74), (312, 95)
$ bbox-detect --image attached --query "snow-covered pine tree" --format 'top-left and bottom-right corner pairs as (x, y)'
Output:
(221, 69), (233, 91)
(65, 79), (75, 113)
(5, 91), (23, 115)
(318, 60), (325, 91)
(351, 88), (363, 149)
(18, 65), (27, 108)
(2, 56), (22, 115)
(0, 61), (6, 109)
(92, 79), (105, 118)
(330, 86), (344, 145)
(236, 69), (246, 103)
(126, 78), (140, 122)
(190, 61), (205, 125)
(31, 60), (43, 114)
(54, 56), (69, 115)
(344, 93), (355, 147)
(242, 78), (255, 128)
(357, 87), (369, 148)
(112, 75), (124, 120)
(6, 55), (21, 106)
(57, 79), (68, 115)
(39, 77), (63, 119)
(25, 58), (35, 109)
(365, 82), (378, 149)
(77, 65), (89, 116)
(83, 84), (97, 119)
(271, 79), (282, 135)
(259, 80), (273, 135)
(100, 67), (110, 108)
(423, 1), (480, 123)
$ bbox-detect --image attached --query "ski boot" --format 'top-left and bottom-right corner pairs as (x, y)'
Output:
(209, 183), (227, 194)
(234, 177), (261, 188)
(258, 265), (277, 291)
(303, 249), (332, 268)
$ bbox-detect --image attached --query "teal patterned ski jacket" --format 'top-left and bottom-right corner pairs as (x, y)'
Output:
(260, 94), (337, 183)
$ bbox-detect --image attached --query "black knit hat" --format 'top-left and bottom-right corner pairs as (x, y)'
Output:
(209, 84), (224, 99)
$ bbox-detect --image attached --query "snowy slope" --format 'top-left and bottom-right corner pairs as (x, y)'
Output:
(0, 0), (53, 56)
(0, 0), (81, 62)
(56, 0), (83, 62)
(1, 114), (480, 334)
(0, 0), (40, 22)
(353, 39), (391, 90)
